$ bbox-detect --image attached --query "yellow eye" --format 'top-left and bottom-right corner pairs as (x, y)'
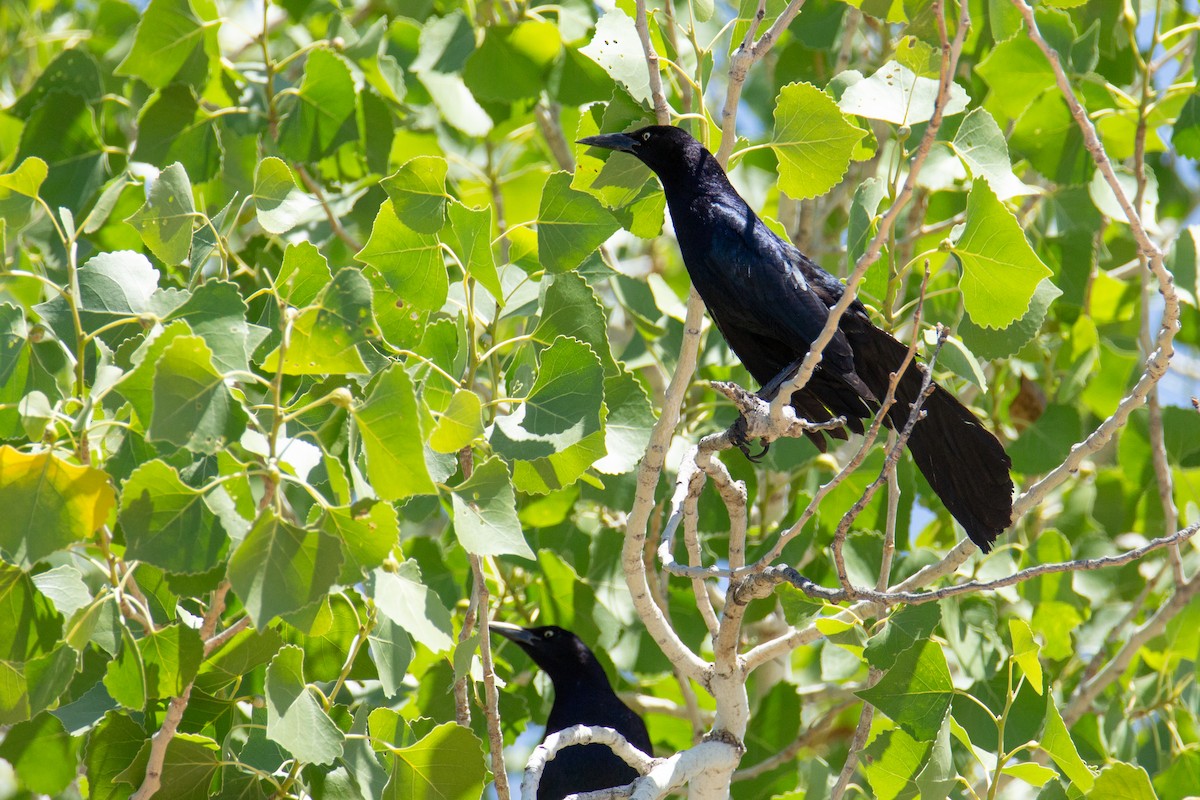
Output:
(642, 132), (651, 141)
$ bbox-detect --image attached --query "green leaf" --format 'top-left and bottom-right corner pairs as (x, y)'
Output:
(278, 48), (357, 162)
(863, 725), (933, 800)
(923, 329), (986, 389)
(1088, 166), (1157, 230)
(1008, 618), (1042, 694)
(1173, 94), (1200, 159)
(595, 367), (655, 475)
(196, 626), (283, 690)
(382, 156), (449, 234)
(1011, 91), (1091, 185)
(450, 457), (534, 559)
(33, 249), (160, 347)
(119, 460), (227, 575)
(580, 10), (653, 106)
(354, 364), (437, 500)
(950, 108), (1033, 200)
(276, 241), (334, 308)
(848, 177), (888, 294)
(537, 171), (620, 273)
(126, 163), (195, 266)
(321, 501), (399, 583)
(0, 563), (63, 670)
(382, 722), (486, 800)
(858, 639), (953, 741)
(959, 278), (1062, 360)
(370, 561), (454, 653)
(976, 35), (1055, 122)
(0, 157), (47, 230)
(491, 336), (607, 493)
(864, 603), (941, 671)
(0, 712), (79, 794)
(1008, 404), (1082, 474)
(226, 512), (344, 630)
(429, 389), (484, 454)
(260, 267), (376, 375)
(85, 712), (148, 800)
(1042, 694), (1095, 791)
(463, 22), (561, 103)
(447, 201), (502, 303)
(368, 616), (415, 699)
(138, 623), (204, 699)
(357, 200), (448, 311)
(952, 179), (1053, 329)
(117, 735), (219, 800)
(11, 49), (103, 117)
(254, 157), (313, 236)
(14, 92), (105, 211)
(133, 85), (221, 183)
(115, 0), (214, 88)
(1002, 761), (1056, 787)
(166, 279), (260, 375)
(838, 61), (969, 125)
(771, 82), (865, 200)
(149, 334), (248, 453)
(0, 446), (115, 568)
(1088, 763), (1155, 800)
(531, 271), (616, 373)
(265, 645), (344, 765)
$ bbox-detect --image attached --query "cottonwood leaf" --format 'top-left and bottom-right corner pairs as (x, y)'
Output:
(353, 364), (436, 500)
(580, 10), (652, 106)
(369, 561), (454, 653)
(382, 156), (448, 234)
(952, 179), (1052, 329)
(447, 201), (502, 303)
(357, 200), (447, 311)
(265, 645), (344, 765)
(15, 92), (105, 211)
(1008, 618), (1043, 694)
(1042, 695), (1095, 791)
(126, 163), (195, 266)
(260, 268), (376, 375)
(771, 82), (864, 200)
(382, 722), (486, 800)
(278, 48), (357, 162)
(133, 84), (221, 183)
(537, 172), (619, 273)
(838, 61), (968, 125)
(950, 108), (1034, 200)
(463, 21), (561, 103)
(254, 157), (314, 236)
(858, 639), (953, 741)
(321, 502), (399, 583)
(864, 603), (941, 671)
(119, 460), (227, 575)
(115, 0), (213, 88)
(976, 35), (1055, 121)
(0, 446), (115, 567)
(226, 512), (343, 630)
(0, 562), (63, 663)
(449, 457), (533, 559)
(429, 389), (484, 454)
(149, 334), (248, 453)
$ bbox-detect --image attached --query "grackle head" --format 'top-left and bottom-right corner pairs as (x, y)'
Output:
(578, 125), (708, 179)
(490, 622), (609, 686)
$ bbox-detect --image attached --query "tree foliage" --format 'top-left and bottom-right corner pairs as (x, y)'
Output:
(0, 0), (1198, 797)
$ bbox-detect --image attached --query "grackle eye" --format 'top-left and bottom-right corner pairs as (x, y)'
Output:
(543, 630), (555, 639)
(642, 132), (651, 141)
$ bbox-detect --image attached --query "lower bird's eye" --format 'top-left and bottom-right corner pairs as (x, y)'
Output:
(642, 132), (651, 141)
(543, 630), (554, 639)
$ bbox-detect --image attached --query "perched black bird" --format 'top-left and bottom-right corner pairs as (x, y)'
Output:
(579, 126), (1013, 552)
(490, 622), (652, 800)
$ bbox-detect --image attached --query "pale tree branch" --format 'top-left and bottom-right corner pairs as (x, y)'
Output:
(523, 724), (658, 800)
(635, 0), (672, 125)
(472, 555), (511, 800)
(130, 582), (231, 800)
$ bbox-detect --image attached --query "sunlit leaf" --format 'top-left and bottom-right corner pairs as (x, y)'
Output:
(771, 82), (864, 200)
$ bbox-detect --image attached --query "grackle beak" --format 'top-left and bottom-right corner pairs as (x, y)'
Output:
(489, 621), (538, 647)
(577, 132), (639, 153)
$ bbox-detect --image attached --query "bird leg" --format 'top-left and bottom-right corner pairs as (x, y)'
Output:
(729, 414), (770, 462)
(757, 357), (807, 403)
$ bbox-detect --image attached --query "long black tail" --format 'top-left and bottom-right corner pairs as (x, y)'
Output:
(849, 322), (1013, 552)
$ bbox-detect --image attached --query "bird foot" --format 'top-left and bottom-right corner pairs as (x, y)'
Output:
(730, 415), (770, 463)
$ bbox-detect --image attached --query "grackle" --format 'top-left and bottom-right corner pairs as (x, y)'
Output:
(490, 622), (652, 800)
(578, 126), (1014, 552)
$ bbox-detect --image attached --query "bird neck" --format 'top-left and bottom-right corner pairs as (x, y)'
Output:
(657, 147), (738, 206)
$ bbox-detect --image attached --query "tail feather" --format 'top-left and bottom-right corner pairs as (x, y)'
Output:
(849, 322), (1014, 552)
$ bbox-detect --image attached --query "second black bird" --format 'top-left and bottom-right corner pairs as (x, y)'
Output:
(579, 126), (1014, 552)
(491, 622), (652, 800)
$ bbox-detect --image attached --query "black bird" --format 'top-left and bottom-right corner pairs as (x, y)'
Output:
(578, 126), (1013, 552)
(490, 622), (652, 800)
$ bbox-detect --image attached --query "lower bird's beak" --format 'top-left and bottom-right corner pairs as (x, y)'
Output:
(489, 621), (537, 646)
(577, 132), (638, 153)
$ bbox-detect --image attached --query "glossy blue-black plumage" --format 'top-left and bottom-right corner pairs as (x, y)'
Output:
(579, 126), (1013, 551)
